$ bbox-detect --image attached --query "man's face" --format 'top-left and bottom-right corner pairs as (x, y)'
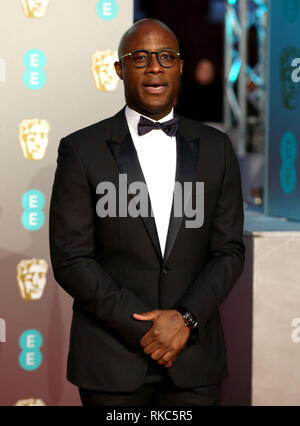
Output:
(115, 24), (183, 120)
(21, 0), (49, 18)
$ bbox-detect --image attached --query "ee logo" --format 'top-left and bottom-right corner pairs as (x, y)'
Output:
(280, 131), (297, 195)
(24, 49), (46, 90)
(97, 0), (118, 20)
(19, 329), (43, 371)
(22, 189), (45, 231)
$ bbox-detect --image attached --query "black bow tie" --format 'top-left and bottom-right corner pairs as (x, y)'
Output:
(138, 115), (179, 137)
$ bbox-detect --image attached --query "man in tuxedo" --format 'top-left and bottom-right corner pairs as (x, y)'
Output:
(49, 18), (245, 406)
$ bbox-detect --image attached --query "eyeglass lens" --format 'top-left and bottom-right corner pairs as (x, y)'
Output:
(131, 50), (178, 68)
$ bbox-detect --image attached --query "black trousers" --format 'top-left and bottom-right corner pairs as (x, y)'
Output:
(79, 359), (221, 406)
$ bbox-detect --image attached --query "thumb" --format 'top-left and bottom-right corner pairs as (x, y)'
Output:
(132, 310), (158, 321)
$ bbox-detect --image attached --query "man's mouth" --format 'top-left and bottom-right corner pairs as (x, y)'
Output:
(143, 83), (167, 94)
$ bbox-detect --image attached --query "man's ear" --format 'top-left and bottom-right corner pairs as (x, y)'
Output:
(114, 61), (123, 80)
(179, 59), (184, 75)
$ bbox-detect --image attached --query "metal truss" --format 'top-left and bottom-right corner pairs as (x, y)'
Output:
(224, 0), (268, 155)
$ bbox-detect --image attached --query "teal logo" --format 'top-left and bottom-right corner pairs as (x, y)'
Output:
(280, 46), (300, 109)
(283, 0), (299, 23)
(97, 0), (118, 20)
(19, 329), (43, 371)
(24, 49), (46, 90)
(22, 189), (45, 231)
(280, 131), (297, 194)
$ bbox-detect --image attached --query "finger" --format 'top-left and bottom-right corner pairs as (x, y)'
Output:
(170, 353), (178, 362)
(150, 348), (168, 361)
(170, 354), (177, 364)
(158, 354), (177, 368)
(143, 341), (161, 355)
(165, 353), (178, 368)
(158, 351), (177, 365)
(132, 311), (158, 321)
(140, 330), (156, 348)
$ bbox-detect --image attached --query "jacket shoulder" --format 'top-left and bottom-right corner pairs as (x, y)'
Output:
(61, 115), (113, 149)
(177, 114), (229, 144)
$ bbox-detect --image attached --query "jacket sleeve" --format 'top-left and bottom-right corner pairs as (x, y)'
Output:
(175, 133), (245, 340)
(49, 137), (153, 352)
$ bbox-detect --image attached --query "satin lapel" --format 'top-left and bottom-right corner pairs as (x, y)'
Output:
(163, 131), (200, 264)
(106, 131), (163, 261)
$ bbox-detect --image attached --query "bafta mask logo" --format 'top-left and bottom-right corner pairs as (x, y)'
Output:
(17, 259), (48, 300)
(15, 399), (46, 406)
(19, 119), (50, 160)
(21, 0), (50, 19)
(92, 50), (119, 91)
(280, 46), (300, 109)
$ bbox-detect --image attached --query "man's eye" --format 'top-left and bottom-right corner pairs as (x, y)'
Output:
(135, 55), (146, 61)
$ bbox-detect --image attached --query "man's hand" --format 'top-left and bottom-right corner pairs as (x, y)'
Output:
(132, 309), (190, 368)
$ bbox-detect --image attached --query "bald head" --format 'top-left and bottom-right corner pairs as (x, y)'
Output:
(118, 19), (179, 59)
(114, 18), (183, 121)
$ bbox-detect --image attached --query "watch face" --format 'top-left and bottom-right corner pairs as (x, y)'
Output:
(185, 312), (192, 321)
(184, 312), (192, 324)
(183, 311), (197, 328)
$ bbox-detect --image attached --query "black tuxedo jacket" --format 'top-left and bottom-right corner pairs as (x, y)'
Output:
(49, 107), (245, 392)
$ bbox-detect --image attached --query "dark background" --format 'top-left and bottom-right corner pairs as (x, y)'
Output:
(134, 0), (225, 122)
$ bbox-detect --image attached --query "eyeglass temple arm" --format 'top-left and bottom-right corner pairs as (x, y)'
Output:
(119, 53), (131, 61)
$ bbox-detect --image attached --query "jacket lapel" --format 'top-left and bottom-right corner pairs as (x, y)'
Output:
(106, 108), (200, 264)
(163, 130), (200, 264)
(106, 108), (163, 261)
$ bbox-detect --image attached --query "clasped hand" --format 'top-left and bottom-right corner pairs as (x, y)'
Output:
(132, 309), (190, 368)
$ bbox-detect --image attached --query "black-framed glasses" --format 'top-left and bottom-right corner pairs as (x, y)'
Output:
(119, 49), (180, 68)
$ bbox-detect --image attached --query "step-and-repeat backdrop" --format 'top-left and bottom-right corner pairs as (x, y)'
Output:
(265, 0), (300, 220)
(0, 0), (132, 406)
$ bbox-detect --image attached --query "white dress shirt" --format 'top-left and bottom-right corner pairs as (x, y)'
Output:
(125, 105), (177, 257)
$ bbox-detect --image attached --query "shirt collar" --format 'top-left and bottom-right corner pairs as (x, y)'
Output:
(125, 105), (174, 135)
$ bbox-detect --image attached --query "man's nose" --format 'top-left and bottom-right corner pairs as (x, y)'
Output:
(146, 53), (163, 72)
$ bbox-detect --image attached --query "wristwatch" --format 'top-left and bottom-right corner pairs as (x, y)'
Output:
(175, 306), (198, 330)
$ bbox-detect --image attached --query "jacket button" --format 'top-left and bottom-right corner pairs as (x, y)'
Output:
(162, 268), (168, 274)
